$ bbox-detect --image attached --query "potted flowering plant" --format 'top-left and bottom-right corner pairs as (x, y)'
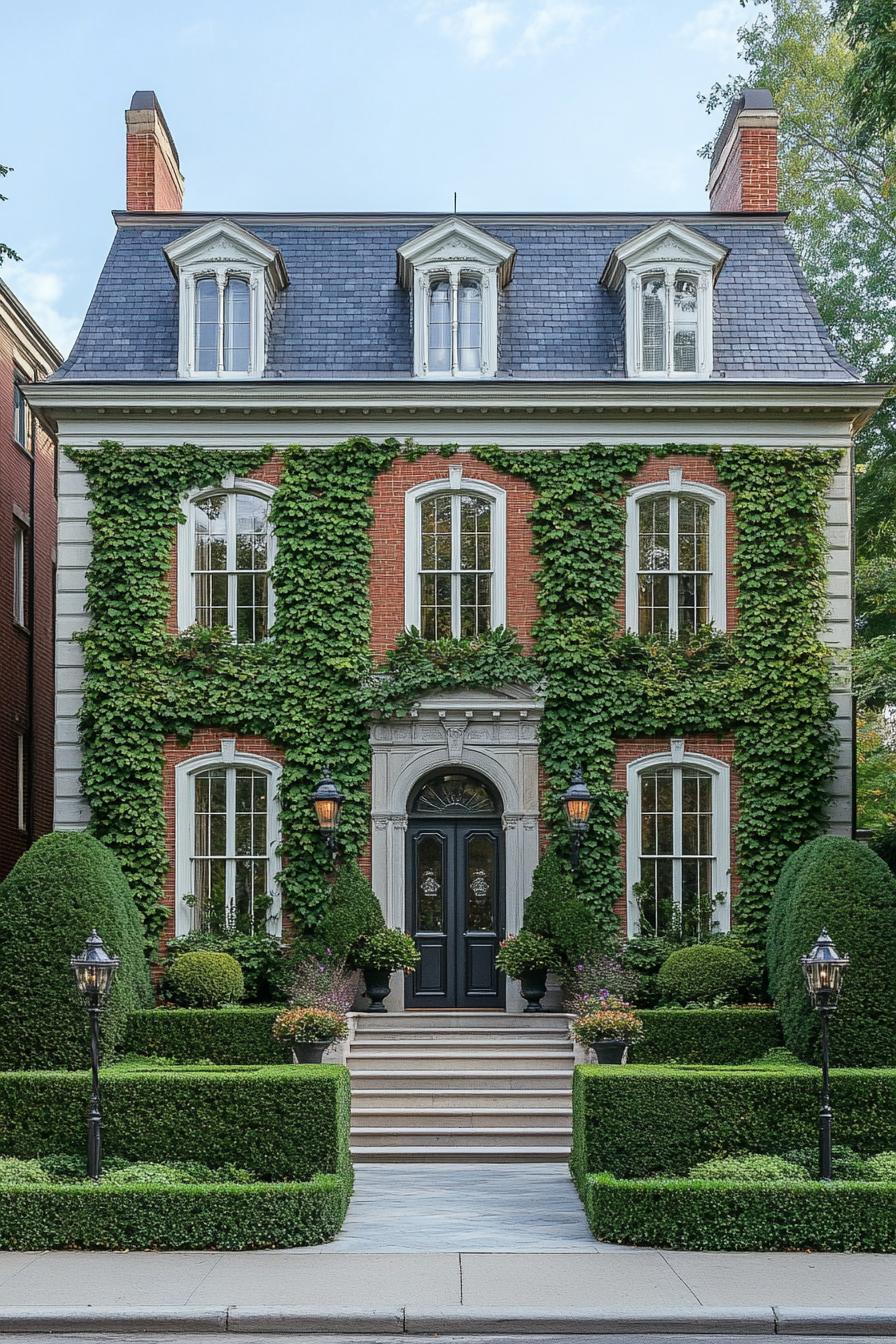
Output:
(355, 928), (420, 1012)
(272, 1006), (349, 1063)
(570, 994), (643, 1064)
(495, 931), (558, 1012)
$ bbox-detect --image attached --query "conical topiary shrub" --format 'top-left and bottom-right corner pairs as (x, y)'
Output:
(767, 835), (896, 1066)
(0, 832), (151, 1070)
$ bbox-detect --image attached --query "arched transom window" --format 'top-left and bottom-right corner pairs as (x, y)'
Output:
(181, 483), (275, 643)
(625, 474), (726, 638)
(626, 749), (730, 940)
(405, 472), (506, 639)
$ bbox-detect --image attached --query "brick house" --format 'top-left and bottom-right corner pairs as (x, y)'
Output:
(27, 89), (887, 1013)
(0, 280), (59, 877)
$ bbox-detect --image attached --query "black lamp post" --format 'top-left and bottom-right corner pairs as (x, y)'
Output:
(800, 928), (850, 1181)
(311, 767), (344, 863)
(70, 930), (120, 1181)
(560, 766), (593, 873)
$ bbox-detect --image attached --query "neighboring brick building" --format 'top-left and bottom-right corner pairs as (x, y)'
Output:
(0, 279), (60, 876)
(28, 88), (887, 1011)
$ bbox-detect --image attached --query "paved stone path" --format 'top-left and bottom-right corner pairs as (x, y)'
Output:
(323, 1162), (599, 1252)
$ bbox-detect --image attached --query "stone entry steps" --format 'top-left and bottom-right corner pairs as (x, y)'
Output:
(347, 1011), (574, 1162)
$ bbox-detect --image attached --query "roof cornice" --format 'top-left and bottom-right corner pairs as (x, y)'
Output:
(0, 279), (63, 371)
(112, 209), (790, 229)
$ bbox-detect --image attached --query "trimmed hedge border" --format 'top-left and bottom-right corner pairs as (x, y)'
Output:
(571, 1065), (896, 1184)
(583, 1174), (896, 1252)
(631, 1009), (781, 1064)
(0, 1177), (349, 1250)
(124, 1009), (286, 1064)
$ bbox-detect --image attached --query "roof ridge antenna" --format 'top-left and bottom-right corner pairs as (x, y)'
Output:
(453, 191), (457, 215)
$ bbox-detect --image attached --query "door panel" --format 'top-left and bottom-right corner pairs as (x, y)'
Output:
(460, 829), (501, 1004)
(408, 830), (449, 1002)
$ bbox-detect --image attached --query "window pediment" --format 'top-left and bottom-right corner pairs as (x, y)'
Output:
(396, 218), (516, 289)
(601, 221), (728, 291)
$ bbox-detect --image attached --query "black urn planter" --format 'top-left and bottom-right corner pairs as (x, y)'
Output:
(363, 967), (392, 1013)
(519, 968), (548, 1012)
(591, 1038), (629, 1065)
(291, 1041), (331, 1064)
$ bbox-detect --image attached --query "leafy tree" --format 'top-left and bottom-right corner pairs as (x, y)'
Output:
(0, 164), (21, 266)
(831, 0), (896, 148)
(855, 712), (896, 832)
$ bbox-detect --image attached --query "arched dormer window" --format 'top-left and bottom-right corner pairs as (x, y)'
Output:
(174, 742), (281, 935)
(626, 743), (730, 938)
(397, 218), (515, 379)
(177, 478), (275, 643)
(625, 470), (726, 637)
(404, 467), (506, 638)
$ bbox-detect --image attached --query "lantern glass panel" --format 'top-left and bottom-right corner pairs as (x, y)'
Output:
(314, 797), (340, 832)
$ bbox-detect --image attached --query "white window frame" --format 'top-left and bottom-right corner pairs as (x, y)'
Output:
(16, 734), (26, 832)
(626, 742), (730, 937)
(174, 741), (282, 936)
(164, 218), (288, 380)
(397, 218), (515, 380)
(625, 470), (727, 637)
(12, 518), (26, 628)
(12, 372), (29, 448)
(404, 467), (506, 636)
(177, 476), (276, 639)
(601, 221), (728, 380)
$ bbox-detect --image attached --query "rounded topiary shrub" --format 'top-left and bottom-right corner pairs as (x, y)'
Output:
(165, 951), (244, 1007)
(767, 835), (896, 1066)
(310, 861), (385, 967)
(657, 943), (755, 1006)
(0, 832), (151, 1070)
(523, 846), (606, 968)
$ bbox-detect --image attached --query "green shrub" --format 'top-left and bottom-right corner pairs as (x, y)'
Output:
(871, 826), (896, 878)
(0, 1158), (47, 1185)
(0, 1063), (351, 1182)
(355, 928), (420, 974)
(570, 1064), (896, 1184)
(523, 847), (606, 968)
(780, 1143), (867, 1180)
(101, 1162), (207, 1187)
(304, 862), (384, 967)
(165, 952), (244, 1008)
(862, 1152), (896, 1182)
(164, 931), (288, 1003)
(767, 836), (896, 1065)
(124, 1008), (287, 1064)
(583, 1173), (896, 1252)
(495, 931), (559, 978)
(0, 1178), (351, 1250)
(0, 833), (151, 1070)
(657, 944), (755, 1005)
(622, 935), (676, 1005)
(688, 1153), (809, 1182)
(631, 1009), (782, 1064)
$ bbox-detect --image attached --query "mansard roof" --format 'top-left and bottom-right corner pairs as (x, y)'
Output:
(53, 211), (858, 383)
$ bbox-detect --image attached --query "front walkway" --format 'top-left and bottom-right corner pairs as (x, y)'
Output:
(324, 1162), (597, 1252)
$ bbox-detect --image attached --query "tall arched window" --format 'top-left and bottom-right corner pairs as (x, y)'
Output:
(641, 270), (701, 375)
(429, 280), (451, 372)
(180, 482), (275, 642)
(425, 273), (485, 377)
(627, 750), (729, 939)
(193, 273), (252, 375)
(625, 476), (726, 638)
(405, 473), (506, 639)
(175, 748), (281, 936)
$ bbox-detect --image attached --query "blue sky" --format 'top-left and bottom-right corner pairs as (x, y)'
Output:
(0, 0), (745, 355)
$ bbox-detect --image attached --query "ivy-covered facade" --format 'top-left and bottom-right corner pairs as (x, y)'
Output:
(28, 89), (886, 1009)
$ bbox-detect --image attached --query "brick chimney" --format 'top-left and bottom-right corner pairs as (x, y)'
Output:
(125, 91), (184, 212)
(708, 88), (779, 212)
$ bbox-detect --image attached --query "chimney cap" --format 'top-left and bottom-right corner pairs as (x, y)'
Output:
(127, 90), (180, 171)
(709, 87), (776, 173)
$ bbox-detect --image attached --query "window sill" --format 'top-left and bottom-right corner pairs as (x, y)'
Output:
(12, 621), (31, 637)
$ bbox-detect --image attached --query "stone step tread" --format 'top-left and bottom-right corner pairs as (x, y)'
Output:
(350, 1126), (572, 1136)
(349, 1045), (573, 1056)
(350, 1146), (571, 1161)
(350, 1069), (573, 1079)
(351, 1105), (572, 1114)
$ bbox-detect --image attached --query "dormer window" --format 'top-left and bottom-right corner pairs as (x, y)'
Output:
(602, 222), (728, 380)
(164, 219), (288, 379)
(397, 219), (515, 379)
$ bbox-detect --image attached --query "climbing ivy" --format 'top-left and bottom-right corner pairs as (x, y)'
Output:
(70, 436), (839, 953)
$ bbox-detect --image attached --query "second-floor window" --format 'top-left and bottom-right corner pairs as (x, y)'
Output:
(625, 476), (726, 638)
(194, 275), (251, 374)
(12, 519), (27, 627)
(13, 373), (29, 448)
(182, 486), (274, 643)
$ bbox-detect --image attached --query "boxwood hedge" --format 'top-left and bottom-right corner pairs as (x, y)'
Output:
(582, 1174), (896, 1252)
(631, 1009), (781, 1064)
(0, 1177), (350, 1250)
(571, 1064), (896, 1185)
(124, 1008), (287, 1064)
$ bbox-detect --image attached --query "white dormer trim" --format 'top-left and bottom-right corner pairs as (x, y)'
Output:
(165, 219), (288, 380)
(397, 218), (516, 380)
(602, 221), (728, 381)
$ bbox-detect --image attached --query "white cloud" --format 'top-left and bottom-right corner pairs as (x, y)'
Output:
(2, 260), (83, 357)
(413, 0), (600, 65)
(678, 0), (743, 60)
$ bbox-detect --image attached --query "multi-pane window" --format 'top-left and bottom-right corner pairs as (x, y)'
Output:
(426, 275), (483, 376)
(192, 491), (272, 642)
(191, 765), (271, 933)
(640, 270), (700, 375)
(193, 274), (251, 374)
(13, 373), (28, 448)
(12, 520), (27, 627)
(636, 763), (716, 939)
(418, 492), (492, 639)
(637, 494), (711, 637)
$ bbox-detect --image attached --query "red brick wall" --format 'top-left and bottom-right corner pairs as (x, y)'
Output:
(126, 133), (183, 212)
(612, 734), (740, 934)
(0, 323), (56, 878)
(711, 127), (778, 213)
(369, 452), (539, 659)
